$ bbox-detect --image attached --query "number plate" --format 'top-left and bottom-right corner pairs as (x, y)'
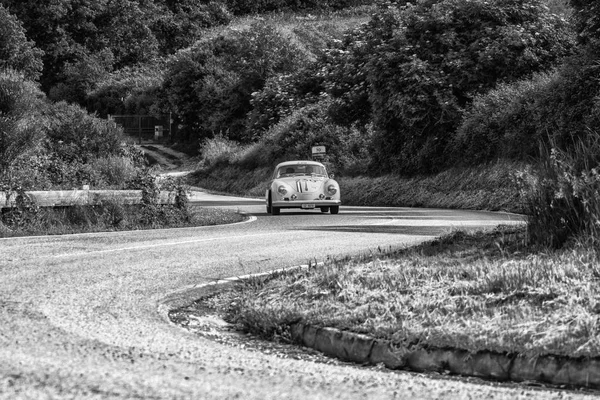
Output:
(301, 204), (315, 209)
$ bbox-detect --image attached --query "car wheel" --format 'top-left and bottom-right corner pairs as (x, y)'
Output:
(320, 207), (329, 213)
(267, 192), (273, 213)
(330, 206), (340, 214)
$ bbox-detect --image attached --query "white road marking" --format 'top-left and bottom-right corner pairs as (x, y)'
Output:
(49, 231), (279, 259)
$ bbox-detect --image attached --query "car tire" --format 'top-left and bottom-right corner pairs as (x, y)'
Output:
(267, 192), (273, 214)
(320, 207), (329, 213)
(271, 206), (280, 215)
(330, 206), (340, 214)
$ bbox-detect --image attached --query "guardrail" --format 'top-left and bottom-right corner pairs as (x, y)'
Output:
(0, 189), (178, 209)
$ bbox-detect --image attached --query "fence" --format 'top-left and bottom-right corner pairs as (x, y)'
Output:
(108, 114), (172, 143)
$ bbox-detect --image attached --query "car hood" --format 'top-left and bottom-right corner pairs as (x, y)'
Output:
(276, 176), (329, 193)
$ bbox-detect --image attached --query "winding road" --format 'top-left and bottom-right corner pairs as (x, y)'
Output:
(0, 192), (593, 399)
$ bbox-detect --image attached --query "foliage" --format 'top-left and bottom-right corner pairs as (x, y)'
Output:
(240, 101), (371, 175)
(454, 44), (600, 166)
(522, 134), (600, 248)
(42, 102), (125, 164)
(86, 63), (165, 117)
(323, 7), (403, 128)
(160, 21), (308, 143)
(246, 62), (326, 136)
(223, 227), (600, 359)
(152, 1), (232, 53)
(452, 72), (557, 165)
(570, 0), (600, 43)
(223, 0), (375, 14)
(0, 4), (43, 81)
(0, 70), (46, 180)
(341, 0), (575, 173)
(129, 168), (191, 227)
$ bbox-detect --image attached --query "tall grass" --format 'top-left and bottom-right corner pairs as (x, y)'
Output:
(221, 227), (600, 358)
(523, 133), (600, 249)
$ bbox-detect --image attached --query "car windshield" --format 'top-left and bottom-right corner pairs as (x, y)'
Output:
(276, 164), (327, 178)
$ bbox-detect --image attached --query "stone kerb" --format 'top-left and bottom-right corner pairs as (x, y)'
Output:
(290, 322), (600, 390)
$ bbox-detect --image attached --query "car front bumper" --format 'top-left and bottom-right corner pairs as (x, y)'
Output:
(271, 199), (341, 209)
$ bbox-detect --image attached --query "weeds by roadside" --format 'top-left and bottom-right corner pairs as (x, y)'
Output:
(212, 226), (600, 359)
(0, 170), (245, 237)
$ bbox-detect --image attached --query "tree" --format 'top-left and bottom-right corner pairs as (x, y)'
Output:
(570, 0), (600, 43)
(0, 70), (46, 179)
(160, 22), (307, 144)
(365, 0), (574, 173)
(0, 4), (44, 81)
(0, 0), (160, 95)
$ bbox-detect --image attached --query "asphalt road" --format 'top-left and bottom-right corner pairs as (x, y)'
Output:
(0, 192), (594, 399)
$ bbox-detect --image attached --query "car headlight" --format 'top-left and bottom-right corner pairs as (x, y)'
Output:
(278, 185), (288, 195)
(327, 184), (337, 195)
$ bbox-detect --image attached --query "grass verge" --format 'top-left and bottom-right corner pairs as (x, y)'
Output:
(0, 203), (245, 237)
(209, 226), (600, 359)
(191, 159), (527, 212)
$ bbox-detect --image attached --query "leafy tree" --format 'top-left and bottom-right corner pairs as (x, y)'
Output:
(247, 62), (326, 136)
(0, 4), (44, 81)
(160, 22), (307, 144)
(570, 0), (600, 43)
(323, 7), (403, 127)
(364, 0), (574, 173)
(0, 70), (46, 180)
(152, 1), (232, 53)
(1, 0), (160, 95)
(42, 101), (125, 164)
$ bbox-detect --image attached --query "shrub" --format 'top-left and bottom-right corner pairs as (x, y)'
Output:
(199, 134), (248, 167)
(239, 101), (371, 175)
(452, 72), (557, 165)
(160, 21), (308, 144)
(43, 102), (125, 164)
(0, 70), (46, 181)
(0, 4), (44, 81)
(454, 45), (600, 167)
(362, 0), (574, 174)
(223, 0), (375, 14)
(521, 133), (600, 248)
(246, 63), (326, 137)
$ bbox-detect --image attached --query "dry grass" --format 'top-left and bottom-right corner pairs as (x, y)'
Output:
(0, 203), (245, 237)
(222, 227), (600, 358)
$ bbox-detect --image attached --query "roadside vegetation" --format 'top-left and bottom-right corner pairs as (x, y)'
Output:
(214, 225), (600, 359)
(3, 0), (600, 370)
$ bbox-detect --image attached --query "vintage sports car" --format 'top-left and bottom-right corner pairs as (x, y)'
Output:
(266, 160), (341, 215)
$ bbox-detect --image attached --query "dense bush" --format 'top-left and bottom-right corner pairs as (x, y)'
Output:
(223, 0), (375, 14)
(0, 70), (46, 181)
(522, 134), (600, 249)
(43, 102), (125, 164)
(323, 7), (402, 128)
(0, 4), (43, 81)
(454, 44), (600, 165)
(86, 63), (165, 117)
(246, 63), (326, 137)
(226, 101), (370, 176)
(452, 72), (557, 165)
(364, 0), (574, 174)
(160, 21), (308, 144)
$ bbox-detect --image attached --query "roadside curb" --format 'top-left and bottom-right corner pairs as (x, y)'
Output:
(160, 264), (600, 391)
(289, 322), (600, 390)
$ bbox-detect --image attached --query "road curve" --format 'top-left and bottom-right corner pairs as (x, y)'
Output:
(0, 192), (592, 399)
